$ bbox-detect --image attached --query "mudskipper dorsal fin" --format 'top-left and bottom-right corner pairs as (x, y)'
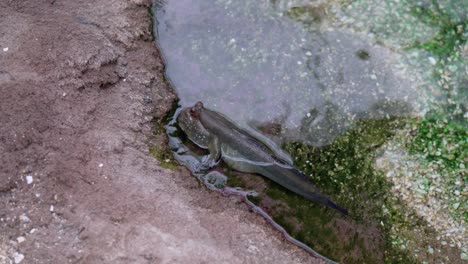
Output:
(236, 129), (293, 168)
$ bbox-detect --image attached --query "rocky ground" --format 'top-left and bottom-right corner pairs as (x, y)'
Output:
(0, 0), (323, 263)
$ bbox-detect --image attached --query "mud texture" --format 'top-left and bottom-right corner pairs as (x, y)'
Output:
(0, 0), (323, 263)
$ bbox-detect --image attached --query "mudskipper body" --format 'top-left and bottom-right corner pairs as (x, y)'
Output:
(178, 101), (348, 215)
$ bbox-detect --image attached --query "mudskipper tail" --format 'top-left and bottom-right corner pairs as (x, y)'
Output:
(263, 165), (349, 216)
(291, 168), (349, 216)
(325, 199), (348, 216)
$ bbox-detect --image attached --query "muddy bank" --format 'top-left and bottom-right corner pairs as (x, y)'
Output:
(0, 0), (322, 263)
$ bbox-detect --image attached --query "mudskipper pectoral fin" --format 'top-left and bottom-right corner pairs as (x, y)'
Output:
(195, 136), (222, 172)
(208, 136), (222, 163)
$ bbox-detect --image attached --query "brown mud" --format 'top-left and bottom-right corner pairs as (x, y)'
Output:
(0, 0), (323, 263)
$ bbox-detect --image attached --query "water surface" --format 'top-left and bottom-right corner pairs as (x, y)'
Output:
(155, 0), (416, 146)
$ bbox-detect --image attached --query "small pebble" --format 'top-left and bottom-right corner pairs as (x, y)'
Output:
(17, 237), (25, 243)
(50, 205), (54, 212)
(428, 57), (436, 65)
(98, 163), (103, 168)
(20, 214), (30, 223)
(461, 252), (468, 260)
(3, 47), (8, 52)
(25, 175), (33, 184)
(427, 246), (434, 254)
(306, 112), (311, 117)
(13, 252), (24, 264)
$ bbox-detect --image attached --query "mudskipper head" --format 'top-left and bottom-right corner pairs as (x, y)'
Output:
(177, 101), (210, 148)
(179, 101), (204, 122)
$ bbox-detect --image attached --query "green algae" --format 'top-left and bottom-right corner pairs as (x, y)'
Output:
(225, 168), (248, 189)
(223, 117), (422, 263)
(149, 125), (179, 170)
(285, 4), (326, 25)
(265, 116), (464, 263)
(281, 118), (418, 263)
(407, 117), (467, 171)
(150, 101), (180, 170)
(149, 144), (179, 170)
(403, 116), (468, 223)
(408, 1), (467, 120)
(404, 3), (467, 225)
(246, 194), (262, 206)
(401, 0), (467, 219)
(284, 118), (402, 219)
(148, 7), (156, 41)
(410, 0), (466, 58)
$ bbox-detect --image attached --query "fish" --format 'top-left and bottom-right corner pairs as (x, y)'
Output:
(178, 101), (348, 215)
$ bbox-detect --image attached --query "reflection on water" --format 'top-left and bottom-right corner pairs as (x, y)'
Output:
(155, 0), (416, 146)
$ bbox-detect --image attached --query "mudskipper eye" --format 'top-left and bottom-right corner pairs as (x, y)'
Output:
(189, 108), (197, 117)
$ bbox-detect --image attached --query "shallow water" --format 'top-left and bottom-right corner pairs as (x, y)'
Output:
(155, 0), (417, 146)
(154, 0), (467, 262)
